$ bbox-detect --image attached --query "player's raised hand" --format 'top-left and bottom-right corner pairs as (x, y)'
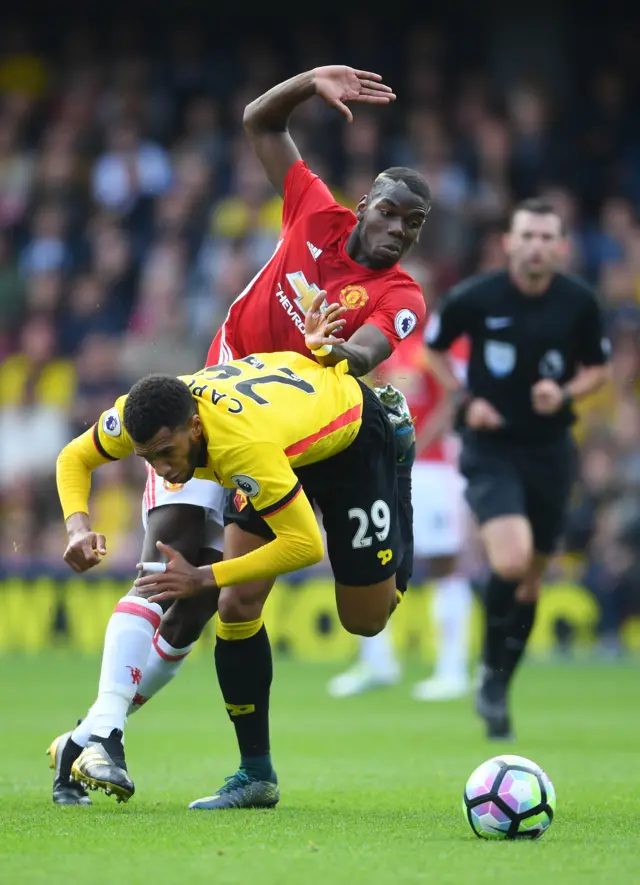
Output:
(304, 291), (347, 351)
(63, 530), (107, 573)
(134, 541), (215, 604)
(312, 66), (396, 123)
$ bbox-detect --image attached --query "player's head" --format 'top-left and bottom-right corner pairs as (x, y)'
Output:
(355, 167), (431, 268)
(504, 198), (567, 282)
(123, 374), (204, 484)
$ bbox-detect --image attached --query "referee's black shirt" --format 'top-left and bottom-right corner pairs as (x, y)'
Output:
(425, 270), (610, 443)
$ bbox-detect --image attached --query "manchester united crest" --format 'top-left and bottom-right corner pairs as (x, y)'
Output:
(163, 480), (185, 491)
(339, 285), (369, 310)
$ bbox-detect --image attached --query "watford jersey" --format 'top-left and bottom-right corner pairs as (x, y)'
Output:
(63, 352), (363, 523)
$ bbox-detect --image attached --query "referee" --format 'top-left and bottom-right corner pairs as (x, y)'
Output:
(425, 198), (610, 739)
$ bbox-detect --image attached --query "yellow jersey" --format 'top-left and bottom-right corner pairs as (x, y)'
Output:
(57, 352), (364, 587)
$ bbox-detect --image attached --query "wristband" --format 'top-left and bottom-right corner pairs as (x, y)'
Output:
(309, 342), (333, 356)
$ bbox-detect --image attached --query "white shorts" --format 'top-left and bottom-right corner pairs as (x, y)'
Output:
(142, 466), (225, 552)
(411, 460), (466, 559)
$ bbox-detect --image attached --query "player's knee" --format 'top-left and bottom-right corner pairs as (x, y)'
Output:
(339, 611), (389, 637)
(143, 504), (206, 565)
(491, 546), (532, 582)
(218, 589), (265, 624)
(160, 595), (218, 646)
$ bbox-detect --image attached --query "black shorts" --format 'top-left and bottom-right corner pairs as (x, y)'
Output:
(459, 432), (576, 555)
(224, 383), (404, 586)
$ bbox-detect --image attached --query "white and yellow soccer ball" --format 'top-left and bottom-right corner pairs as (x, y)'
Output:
(463, 755), (556, 840)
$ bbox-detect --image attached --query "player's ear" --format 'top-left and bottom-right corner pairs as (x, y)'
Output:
(502, 232), (512, 256)
(190, 413), (202, 439)
(355, 195), (368, 220)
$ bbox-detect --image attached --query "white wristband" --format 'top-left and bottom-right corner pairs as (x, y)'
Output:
(309, 343), (333, 356)
(138, 562), (167, 574)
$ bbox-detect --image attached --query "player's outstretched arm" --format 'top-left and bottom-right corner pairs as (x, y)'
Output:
(244, 66), (396, 197)
(56, 430), (115, 572)
(57, 403), (132, 572)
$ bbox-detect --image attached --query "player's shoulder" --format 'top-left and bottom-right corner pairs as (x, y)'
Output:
(552, 272), (601, 305)
(96, 394), (129, 448)
(101, 394), (127, 426)
(373, 266), (424, 302)
(445, 270), (509, 304)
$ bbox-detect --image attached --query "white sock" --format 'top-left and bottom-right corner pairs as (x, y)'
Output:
(431, 574), (472, 682)
(127, 632), (195, 715)
(71, 595), (163, 743)
(359, 623), (399, 675)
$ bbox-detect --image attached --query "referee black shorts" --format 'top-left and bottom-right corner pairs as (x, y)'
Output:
(459, 432), (577, 555)
(224, 383), (407, 587)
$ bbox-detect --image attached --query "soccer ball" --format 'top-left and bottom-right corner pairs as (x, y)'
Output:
(463, 754), (556, 840)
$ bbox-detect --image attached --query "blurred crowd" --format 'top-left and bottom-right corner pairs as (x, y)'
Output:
(0, 18), (639, 647)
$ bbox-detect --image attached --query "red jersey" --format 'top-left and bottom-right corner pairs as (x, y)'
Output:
(207, 160), (425, 365)
(376, 333), (469, 463)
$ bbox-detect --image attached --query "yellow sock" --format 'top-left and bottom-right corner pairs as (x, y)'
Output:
(216, 616), (263, 641)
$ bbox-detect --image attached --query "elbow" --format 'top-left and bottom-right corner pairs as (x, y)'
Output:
(300, 532), (325, 569)
(56, 442), (73, 472)
(243, 100), (262, 134)
(242, 102), (255, 133)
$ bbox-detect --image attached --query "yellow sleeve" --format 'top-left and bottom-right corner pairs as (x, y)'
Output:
(56, 396), (133, 520)
(212, 443), (324, 588)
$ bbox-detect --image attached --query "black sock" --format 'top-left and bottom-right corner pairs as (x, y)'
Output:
(503, 600), (537, 680)
(214, 623), (274, 780)
(483, 573), (519, 674)
(395, 464), (414, 595)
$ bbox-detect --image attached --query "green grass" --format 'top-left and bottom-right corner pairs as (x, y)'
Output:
(1, 653), (638, 884)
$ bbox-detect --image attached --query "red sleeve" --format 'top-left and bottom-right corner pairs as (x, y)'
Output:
(450, 336), (470, 362)
(364, 283), (427, 353)
(282, 160), (337, 228)
(449, 336), (469, 382)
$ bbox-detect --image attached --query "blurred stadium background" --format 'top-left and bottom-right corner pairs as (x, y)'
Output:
(1, 2), (639, 664)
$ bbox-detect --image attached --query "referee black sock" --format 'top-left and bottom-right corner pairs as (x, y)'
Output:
(483, 573), (520, 675)
(214, 617), (275, 782)
(503, 600), (537, 682)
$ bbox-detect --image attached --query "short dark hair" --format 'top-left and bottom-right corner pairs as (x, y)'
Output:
(370, 166), (432, 208)
(123, 374), (195, 443)
(512, 198), (565, 233)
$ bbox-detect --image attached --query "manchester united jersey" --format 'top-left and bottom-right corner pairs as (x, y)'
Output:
(207, 161), (426, 366)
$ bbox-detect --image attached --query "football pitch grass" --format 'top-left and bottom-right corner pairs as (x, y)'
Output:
(1, 653), (638, 885)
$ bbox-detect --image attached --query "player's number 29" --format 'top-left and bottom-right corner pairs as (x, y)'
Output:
(349, 499), (391, 549)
